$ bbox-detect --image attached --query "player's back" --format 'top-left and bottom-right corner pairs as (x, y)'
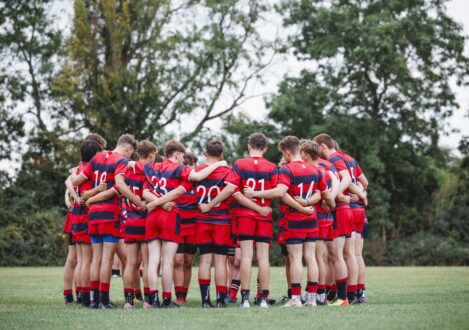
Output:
(143, 158), (188, 198)
(124, 161), (146, 215)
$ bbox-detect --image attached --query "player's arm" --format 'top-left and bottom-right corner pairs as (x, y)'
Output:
(233, 192), (272, 217)
(147, 186), (185, 209)
(188, 160), (228, 182)
(142, 189), (157, 202)
(244, 184), (289, 200)
(71, 172), (88, 187)
(86, 188), (117, 207)
(329, 171), (340, 199)
(64, 175), (80, 204)
(65, 190), (72, 209)
(294, 190), (321, 206)
(81, 182), (107, 201)
(357, 174), (368, 190)
(347, 181), (366, 200)
(281, 193), (314, 215)
(199, 184), (236, 213)
(115, 175), (146, 210)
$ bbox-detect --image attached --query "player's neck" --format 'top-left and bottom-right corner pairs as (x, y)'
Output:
(290, 154), (302, 162)
(167, 156), (178, 163)
(249, 150), (264, 158)
(325, 148), (336, 159)
(113, 146), (125, 156)
(205, 156), (220, 165)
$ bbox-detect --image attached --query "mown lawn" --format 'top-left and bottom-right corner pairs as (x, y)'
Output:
(0, 266), (468, 329)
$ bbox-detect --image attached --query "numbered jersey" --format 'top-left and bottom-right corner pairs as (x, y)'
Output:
(142, 158), (192, 211)
(334, 151), (365, 209)
(278, 160), (327, 222)
(194, 165), (231, 225)
(82, 151), (128, 223)
(176, 182), (198, 219)
(123, 162), (147, 218)
(316, 159), (337, 215)
(225, 156), (278, 220)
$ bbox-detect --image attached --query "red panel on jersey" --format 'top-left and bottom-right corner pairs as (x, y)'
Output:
(224, 156), (278, 220)
(71, 161), (93, 236)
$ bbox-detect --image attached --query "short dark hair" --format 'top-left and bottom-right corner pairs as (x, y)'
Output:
(205, 139), (224, 157)
(136, 140), (157, 160)
(164, 140), (186, 157)
(85, 133), (107, 149)
(313, 133), (334, 149)
(300, 140), (320, 160)
(248, 132), (267, 150)
(332, 139), (340, 150)
(117, 134), (137, 150)
(155, 154), (164, 163)
(183, 153), (198, 166)
(278, 136), (300, 154)
(80, 139), (102, 162)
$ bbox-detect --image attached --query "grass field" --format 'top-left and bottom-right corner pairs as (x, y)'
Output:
(1, 267), (468, 329)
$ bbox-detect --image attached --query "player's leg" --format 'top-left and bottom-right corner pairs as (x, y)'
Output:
(315, 240), (327, 305)
(116, 239), (127, 278)
(99, 239), (118, 308)
(160, 240), (179, 308)
(303, 241), (318, 306)
(256, 242), (270, 308)
(356, 233), (367, 303)
(81, 242), (93, 307)
(198, 251), (213, 307)
(173, 243), (185, 304)
(74, 244), (83, 304)
(214, 253), (228, 308)
(140, 242), (152, 308)
(344, 233), (358, 303)
(147, 239), (162, 308)
(325, 242), (336, 301)
(329, 236), (349, 306)
(123, 242), (139, 309)
(63, 237), (77, 304)
(239, 240), (254, 307)
(89, 238), (103, 308)
(283, 243), (303, 307)
(227, 246), (241, 303)
(183, 250), (195, 300)
(133, 250), (143, 302)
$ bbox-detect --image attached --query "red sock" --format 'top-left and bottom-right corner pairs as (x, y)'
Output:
(216, 285), (227, 294)
(347, 284), (357, 293)
(134, 289), (141, 295)
(162, 291), (171, 299)
(124, 287), (134, 293)
(90, 281), (99, 290)
(358, 283), (365, 290)
(331, 284), (337, 293)
(99, 282), (110, 292)
(306, 282), (318, 294)
(63, 289), (73, 295)
(291, 283), (301, 296)
(175, 286), (185, 298)
(82, 287), (91, 293)
(144, 287), (150, 295)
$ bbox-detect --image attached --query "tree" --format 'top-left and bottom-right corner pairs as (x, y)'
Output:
(53, 0), (272, 145)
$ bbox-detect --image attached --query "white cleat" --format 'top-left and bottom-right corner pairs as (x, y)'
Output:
(241, 300), (251, 308)
(259, 300), (269, 309)
(281, 297), (303, 308)
(304, 293), (317, 306)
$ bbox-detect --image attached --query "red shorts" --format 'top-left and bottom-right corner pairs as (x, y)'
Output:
(73, 233), (91, 244)
(332, 207), (353, 238)
(237, 217), (272, 243)
(63, 212), (73, 233)
(317, 220), (333, 241)
(196, 223), (232, 249)
(180, 217), (196, 238)
(285, 229), (318, 244)
(88, 221), (120, 237)
(145, 209), (181, 243)
(277, 218), (287, 245)
(351, 207), (366, 234)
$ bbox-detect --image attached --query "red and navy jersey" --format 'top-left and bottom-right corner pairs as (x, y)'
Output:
(176, 181), (198, 219)
(142, 158), (192, 212)
(315, 165), (334, 221)
(328, 151), (357, 209)
(225, 156), (278, 220)
(335, 151), (365, 209)
(82, 151), (128, 223)
(123, 162), (147, 218)
(278, 160), (327, 224)
(278, 203), (288, 234)
(195, 165), (231, 225)
(71, 162), (93, 234)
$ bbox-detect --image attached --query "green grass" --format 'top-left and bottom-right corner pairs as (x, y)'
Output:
(0, 267), (468, 329)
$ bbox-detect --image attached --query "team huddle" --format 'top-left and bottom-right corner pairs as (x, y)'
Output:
(62, 132), (369, 309)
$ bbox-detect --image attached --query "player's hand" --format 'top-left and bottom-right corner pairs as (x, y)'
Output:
(299, 206), (314, 216)
(97, 182), (107, 192)
(69, 166), (77, 174)
(86, 198), (95, 207)
(362, 197), (368, 206)
(216, 160), (228, 167)
(161, 202), (175, 211)
(243, 187), (256, 199)
(258, 206), (272, 217)
(321, 200), (330, 212)
(138, 201), (147, 211)
(294, 196), (307, 206)
(199, 203), (211, 213)
(349, 194), (359, 202)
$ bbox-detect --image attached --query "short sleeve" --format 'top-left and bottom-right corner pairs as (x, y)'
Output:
(277, 167), (292, 188)
(225, 162), (242, 187)
(81, 162), (93, 179)
(115, 158), (128, 177)
(329, 156), (347, 172)
(270, 166), (279, 187)
(179, 179), (193, 192)
(355, 163), (363, 177)
(317, 172), (327, 192)
(180, 166), (193, 181)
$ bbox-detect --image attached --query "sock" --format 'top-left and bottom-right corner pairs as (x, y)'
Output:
(134, 289), (143, 301)
(150, 290), (158, 305)
(182, 286), (189, 299)
(291, 283), (301, 298)
(287, 288), (292, 299)
(306, 281), (318, 294)
(357, 283), (365, 298)
(325, 285), (331, 296)
(336, 278), (347, 300)
(241, 289), (250, 302)
(99, 282), (110, 305)
(63, 289), (74, 303)
(175, 286), (185, 299)
(229, 279), (240, 299)
(260, 289), (269, 301)
(347, 284), (357, 302)
(199, 279), (211, 303)
(256, 279), (261, 297)
(318, 284), (326, 303)
(124, 288), (134, 305)
(90, 281), (100, 304)
(327, 284), (337, 301)
(162, 291), (171, 306)
(82, 287), (91, 305)
(216, 285), (227, 303)
(144, 287), (151, 303)
(76, 287), (82, 303)
(112, 269), (120, 276)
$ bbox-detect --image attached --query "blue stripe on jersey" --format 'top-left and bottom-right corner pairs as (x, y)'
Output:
(88, 212), (115, 221)
(288, 219), (317, 229)
(207, 209), (230, 216)
(317, 212), (333, 220)
(176, 202), (198, 211)
(127, 210), (147, 219)
(94, 199), (114, 205)
(237, 168), (276, 181)
(196, 217), (231, 225)
(125, 178), (143, 187)
(350, 202), (364, 209)
(71, 206), (87, 216)
(291, 174), (322, 185)
(196, 179), (225, 188)
(125, 226), (145, 235)
(91, 162), (116, 174)
(72, 223), (88, 233)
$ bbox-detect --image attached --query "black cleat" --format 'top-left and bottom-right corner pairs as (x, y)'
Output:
(89, 301), (100, 309)
(152, 300), (161, 309)
(216, 302), (227, 308)
(202, 302), (215, 308)
(162, 302), (180, 309)
(99, 303), (116, 309)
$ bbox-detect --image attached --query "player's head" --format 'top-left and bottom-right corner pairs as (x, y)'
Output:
(247, 132), (267, 154)
(332, 139), (340, 150)
(183, 153), (198, 169)
(116, 134), (137, 159)
(300, 140), (320, 162)
(155, 154), (164, 163)
(205, 139), (224, 160)
(85, 133), (107, 149)
(313, 133), (336, 159)
(136, 140), (157, 163)
(278, 135), (300, 163)
(80, 139), (102, 162)
(164, 140), (186, 163)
